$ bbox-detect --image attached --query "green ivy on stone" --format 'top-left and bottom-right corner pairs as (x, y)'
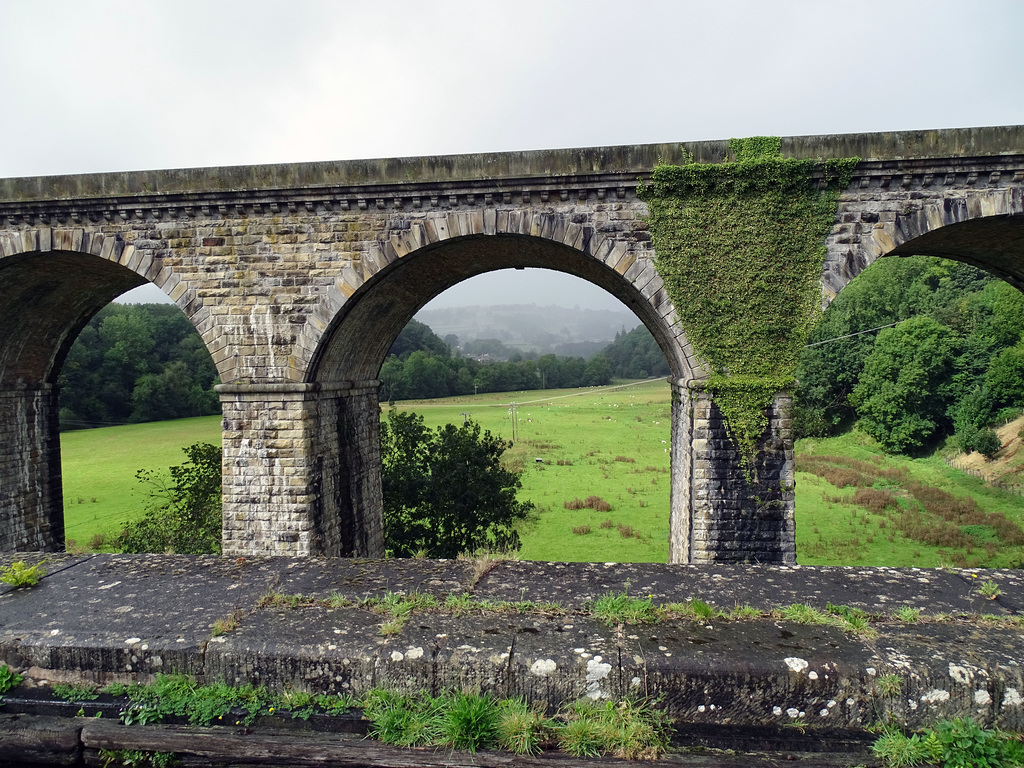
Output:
(639, 138), (858, 463)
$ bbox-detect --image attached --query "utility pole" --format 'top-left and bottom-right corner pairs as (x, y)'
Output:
(508, 402), (518, 443)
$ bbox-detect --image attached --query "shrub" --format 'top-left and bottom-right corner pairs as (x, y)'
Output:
(572, 525), (591, 536)
(973, 428), (1002, 459)
(119, 442), (222, 555)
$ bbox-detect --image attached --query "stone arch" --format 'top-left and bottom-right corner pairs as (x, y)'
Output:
(311, 239), (691, 385)
(0, 237), (219, 551)
(296, 209), (700, 386)
(0, 229), (225, 384)
(824, 187), (1024, 301)
(281, 214), (705, 562)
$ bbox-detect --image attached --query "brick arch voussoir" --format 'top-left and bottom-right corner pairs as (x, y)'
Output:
(296, 208), (667, 383)
(0, 226), (237, 385)
(828, 188), (1024, 301)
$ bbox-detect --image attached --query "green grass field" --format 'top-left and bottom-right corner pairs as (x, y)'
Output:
(392, 379), (672, 561)
(60, 416), (222, 547)
(58, 380), (1024, 567)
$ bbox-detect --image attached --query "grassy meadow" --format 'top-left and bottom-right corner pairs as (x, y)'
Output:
(60, 416), (222, 548)
(58, 379), (1024, 567)
(390, 379), (673, 562)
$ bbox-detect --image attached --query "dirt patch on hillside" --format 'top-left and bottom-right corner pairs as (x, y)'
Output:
(949, 415), (1024, 488)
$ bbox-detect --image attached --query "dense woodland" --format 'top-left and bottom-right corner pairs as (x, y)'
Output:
(59, 304), (221, 429)
(795, 255), (1024, 454)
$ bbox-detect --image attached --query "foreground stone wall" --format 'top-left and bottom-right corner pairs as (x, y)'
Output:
(1, 555), (1022, 734)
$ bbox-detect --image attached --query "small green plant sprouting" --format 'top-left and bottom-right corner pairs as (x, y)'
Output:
(980, 579), (1002, 599)
(872, 718), (1024, 768)
(442, 692), (501, 753)
(0, 663), (24, 695)
(119, 704), (163, 726)
(326, 592), (351, 609)
(52, 682), (100, 702)
(778, 603), (829, 625)
(99, 748), (178, 768)
(893, 606), (921, 623)
(367, 591), (440, 617)
(730, 604), (761, 619)
(591, 591), (664, 627)
(0, 560), (46, 588)
(444, 593), (476, 615)
(210, 610), (242, 637)
(874, 674), (903, 697)
(257, 591), (314, 609)
(557, 698), (672, 760)
(871, 724), (940, 768)
(665, 598), (722, 621)
(496, 698), (549, 756)
(825, 602), (878, 637)
(379, 617), (406, 636)
(838, 613), (878, 638)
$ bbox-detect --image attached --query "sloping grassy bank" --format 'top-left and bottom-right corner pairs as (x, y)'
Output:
(796, 431), (1024, 568)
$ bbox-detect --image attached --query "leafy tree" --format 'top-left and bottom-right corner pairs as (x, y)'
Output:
(379, 410), (533, 558)
(59, 303), (221, 430)
(583, 353), (613, 386)
(602, 325), (671, 379)
(850, 317), (960, 453)
(118, 442), (222, 554)
(985, 342), (1024, 410)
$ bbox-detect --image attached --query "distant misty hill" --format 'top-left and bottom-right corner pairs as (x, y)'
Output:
(414, 304), (640, 357)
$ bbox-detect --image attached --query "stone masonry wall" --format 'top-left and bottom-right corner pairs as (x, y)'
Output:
(218, 384), (324, 557)
(309, 383), (383, 557)
(0, 385), (63, 551)
(218, 382), (384, 558)
(677, 385), (795, 564)
(825, 169), (1024, 300)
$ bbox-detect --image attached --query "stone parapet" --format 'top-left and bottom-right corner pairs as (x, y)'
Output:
(1, 555), (1021, 738)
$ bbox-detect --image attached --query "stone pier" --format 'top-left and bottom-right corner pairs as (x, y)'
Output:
(670, 381), (795, 564)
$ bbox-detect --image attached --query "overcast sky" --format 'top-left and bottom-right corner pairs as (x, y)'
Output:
(3, 0), (1023, 310)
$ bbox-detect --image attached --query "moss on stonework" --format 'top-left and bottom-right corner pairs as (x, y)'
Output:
(639, 138), (858, 464)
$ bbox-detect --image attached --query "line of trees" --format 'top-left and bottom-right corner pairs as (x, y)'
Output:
(58, 307), (672, 430)
(380, 321), (669, 402)
(795, 256), (1024, 455)
(59, 304), (220, 430)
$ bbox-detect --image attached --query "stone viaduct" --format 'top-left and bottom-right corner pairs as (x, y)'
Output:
(1, 126), (1023, 563)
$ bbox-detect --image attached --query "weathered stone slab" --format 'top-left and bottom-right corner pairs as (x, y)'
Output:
(1, 555), (1022, 735)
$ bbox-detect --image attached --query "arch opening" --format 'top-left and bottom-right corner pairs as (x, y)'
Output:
(0, 249), (222, 553)
(309, 234), (692, 385)
(299, 233), (689, 562)
(796, 212), (1024, 567)
(378, 267), (674, 562)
